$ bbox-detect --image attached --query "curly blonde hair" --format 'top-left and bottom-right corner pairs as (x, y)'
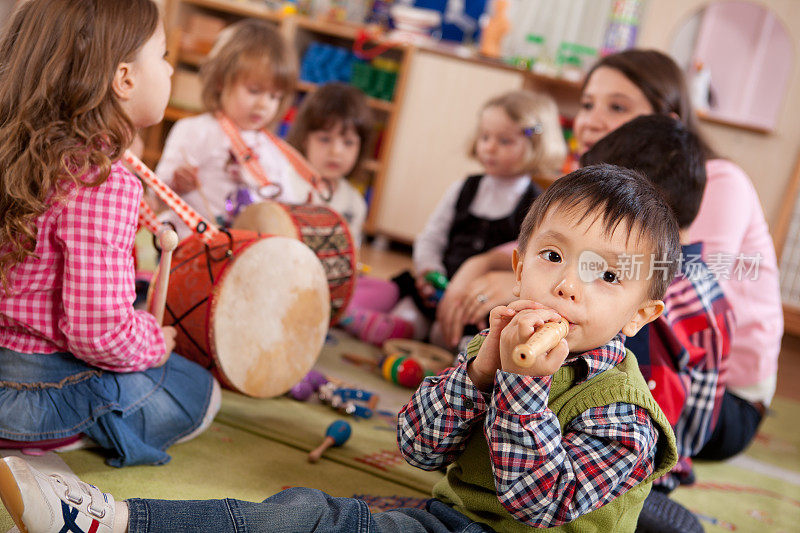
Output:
(0, 0), (159, 292)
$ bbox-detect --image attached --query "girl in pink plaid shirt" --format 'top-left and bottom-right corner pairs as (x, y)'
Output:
(0, 0), (220, 468)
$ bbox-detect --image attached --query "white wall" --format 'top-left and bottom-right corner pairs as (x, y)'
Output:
(638, 0), (800, 229)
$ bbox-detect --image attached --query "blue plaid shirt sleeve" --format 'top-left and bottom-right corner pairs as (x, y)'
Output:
(486, 371), (659, 527)
(397, 354), (489, 470)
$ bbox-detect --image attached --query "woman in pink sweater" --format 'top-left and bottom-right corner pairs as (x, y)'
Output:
(574, 49), (782, 459)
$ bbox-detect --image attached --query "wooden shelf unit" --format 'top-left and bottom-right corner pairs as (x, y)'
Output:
(295, 80), (395, 113)
(148, 0), (585, 240)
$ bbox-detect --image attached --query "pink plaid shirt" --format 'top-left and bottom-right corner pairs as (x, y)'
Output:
(0, 161), (165, 372)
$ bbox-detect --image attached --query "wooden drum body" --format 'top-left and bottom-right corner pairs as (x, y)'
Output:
(233, 201), (356, 325)
(164, 229), (330, 398)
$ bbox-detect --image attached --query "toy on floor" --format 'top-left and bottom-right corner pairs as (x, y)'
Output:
(512, 318), (569, 367)
(342, 352), (426, 389)
(382, 339), (453, 374)
(318, 382), (378, 419)
(308, 420), (351, 463)
(289, 370), (379, 419)
(342, 339), (454, 388)
(288, 369), (330, 401)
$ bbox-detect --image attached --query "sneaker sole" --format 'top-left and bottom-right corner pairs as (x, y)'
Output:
(0, 458), (27, 533)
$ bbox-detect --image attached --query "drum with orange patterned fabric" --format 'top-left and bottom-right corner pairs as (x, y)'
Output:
(162, 229), (330, 398)
(233, 201), (356, 325)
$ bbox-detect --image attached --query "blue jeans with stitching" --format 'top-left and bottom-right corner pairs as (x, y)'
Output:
(127, 488), (496, 533)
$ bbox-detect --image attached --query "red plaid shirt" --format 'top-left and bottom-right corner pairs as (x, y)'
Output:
(398, 333), (658, 527)
(626, 242), (733, 490)
(0, 162), (165, 372)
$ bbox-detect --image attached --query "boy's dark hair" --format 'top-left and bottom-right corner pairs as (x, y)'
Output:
(518, 164), (680, 300)
(286, 83), (374, 176)
(579, 115), (706, 229)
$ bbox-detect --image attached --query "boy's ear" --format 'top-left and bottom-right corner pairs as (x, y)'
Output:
(621, 299), (665, 337)
(112, 62), (135, 101)
(512, 248), (522, 297)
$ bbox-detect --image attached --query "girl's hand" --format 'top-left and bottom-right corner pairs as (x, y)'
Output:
(467, 300), (555, 391)
(172, 164), (199, 195)
(154, 326), (176, 367)
(415, 271), (437, 308)
(438, 271), (517, 347)
(499, 306), (569, 377)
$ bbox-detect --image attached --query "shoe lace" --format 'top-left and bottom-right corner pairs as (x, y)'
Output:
(53, 474), (108, 519)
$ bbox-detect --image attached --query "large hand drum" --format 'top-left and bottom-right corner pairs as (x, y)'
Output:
(233, 201), (356, 325)
(162, 229), (330, 398)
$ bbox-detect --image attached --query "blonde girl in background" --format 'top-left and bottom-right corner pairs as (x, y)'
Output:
(344, 90), (567, 347)
(0, 0), (219, 470)
(286, 82), (374, 247)
(155, 18), (306, 238)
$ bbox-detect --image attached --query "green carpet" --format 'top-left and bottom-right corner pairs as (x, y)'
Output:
(673, 460), (800, 532)
(217, 394), (443, 495)
(0, 420), (431, 531)
(739, 396), (800, 472)
(3, 330), (800, 532)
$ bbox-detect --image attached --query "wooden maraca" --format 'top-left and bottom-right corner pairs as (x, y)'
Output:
(148, 226), (180, 325)
(308, 420), (351, 463)
(512, 318), (569, 367)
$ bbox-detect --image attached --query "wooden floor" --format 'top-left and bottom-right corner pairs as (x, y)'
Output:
(359, 240), (800, 402)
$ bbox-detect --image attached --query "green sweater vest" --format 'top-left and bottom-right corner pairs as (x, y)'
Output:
(432, 337), (678, 533)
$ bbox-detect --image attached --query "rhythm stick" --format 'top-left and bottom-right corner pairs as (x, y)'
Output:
(308, 420), (351, 463)
(148, 227), (179, 325)
(512, 318), (569, 367)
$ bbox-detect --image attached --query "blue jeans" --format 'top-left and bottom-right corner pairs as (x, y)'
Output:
(127, 488), (495, 532)
(0, 349), (214, 467)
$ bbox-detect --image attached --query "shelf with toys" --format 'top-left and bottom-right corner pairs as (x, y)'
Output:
(295, 80), (395, 113)
(144, 0), (410, 222)
(173, 0), (283, 23)
(144, 0), (585, 242)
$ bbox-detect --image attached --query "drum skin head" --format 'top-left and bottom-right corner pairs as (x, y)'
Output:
(233, 201), (298, 239)
(210, 236), (330, 398)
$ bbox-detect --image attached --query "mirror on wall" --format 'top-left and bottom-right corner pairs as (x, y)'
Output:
(670, 1), (793, 133)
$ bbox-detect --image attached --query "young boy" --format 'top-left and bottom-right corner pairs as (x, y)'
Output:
(581, 115), (734, 493)
(398, 164), (680, 531)
(0, 165), (679, 533)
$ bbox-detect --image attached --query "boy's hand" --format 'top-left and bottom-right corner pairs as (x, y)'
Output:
(499, 307), (569, 377)
(467, 300), (558, 391)
(172, 164), (199, 195)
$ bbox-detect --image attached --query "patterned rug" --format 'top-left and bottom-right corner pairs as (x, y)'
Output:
(2, 330), (799, 532)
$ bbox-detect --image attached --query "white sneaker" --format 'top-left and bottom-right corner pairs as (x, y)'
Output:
(0, 456), (115, 533)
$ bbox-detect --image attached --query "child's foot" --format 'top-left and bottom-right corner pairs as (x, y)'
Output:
(341, 309), (414, 346)
(0, 456), (117, 533)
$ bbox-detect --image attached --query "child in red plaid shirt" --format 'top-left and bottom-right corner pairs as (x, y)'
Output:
(582, 115), (733, 531)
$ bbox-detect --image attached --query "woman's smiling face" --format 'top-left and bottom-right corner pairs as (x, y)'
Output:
(573, 66), (655, 155)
